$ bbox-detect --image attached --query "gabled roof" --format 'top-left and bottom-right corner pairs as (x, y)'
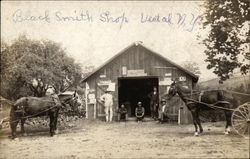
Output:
(82, 42), (199, 83)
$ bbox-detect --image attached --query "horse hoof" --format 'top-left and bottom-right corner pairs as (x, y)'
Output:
(224, 131), (229, 135)
(22, 133), (27, 137)
(10, 137), (15, 140)
(194, 132), (199, 136)
(14, 138), (19, 141)
(10, 135), (17, 140)
(55, 129), (59, 134)
(50, 132), (56, 137)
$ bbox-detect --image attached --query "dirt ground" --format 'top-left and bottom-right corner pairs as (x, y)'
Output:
(0, 119), (249, 159)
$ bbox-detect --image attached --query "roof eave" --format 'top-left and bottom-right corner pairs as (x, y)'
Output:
(82, 42), (199, 83)
(82, 42), (136, 82)
(139, 43), (199, 82)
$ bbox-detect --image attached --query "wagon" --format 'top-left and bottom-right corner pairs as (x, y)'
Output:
(182, 93), (250, 137)
(168, 81), (250, 138)
(0, 96), (13, 130)
(191, 98), (250, 138)
(231, 102), (250, 138)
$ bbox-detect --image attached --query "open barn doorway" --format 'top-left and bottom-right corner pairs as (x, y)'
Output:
(118, 77), (159, 117)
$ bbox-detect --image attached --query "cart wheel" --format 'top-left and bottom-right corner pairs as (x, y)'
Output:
(232, 102), (250, 138)
(0, 119), (3, 130)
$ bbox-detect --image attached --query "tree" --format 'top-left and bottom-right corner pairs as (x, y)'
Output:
(181, 61), (201, 75)
(82, 65), (95, 77)
(201, 0), (250, 82)
(0, 35), (82, 99)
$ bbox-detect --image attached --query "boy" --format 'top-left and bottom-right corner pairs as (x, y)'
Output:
(118, 104), (128, 122)
(135, 102), (145, 122)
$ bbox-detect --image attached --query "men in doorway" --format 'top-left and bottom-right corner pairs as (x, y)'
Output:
(118, 104), (128, 122)
(100, 89), (113, 122)
(135, 102), (145, 122)
(158, 98), (170, 123)
(148, 86), (159, 120)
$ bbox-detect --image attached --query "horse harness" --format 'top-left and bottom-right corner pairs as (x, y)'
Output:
(183, 90), (233, 111)
(14, 97), (62, 116)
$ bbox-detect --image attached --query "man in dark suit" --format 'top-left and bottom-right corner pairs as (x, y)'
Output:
(148, 87), (159, 120)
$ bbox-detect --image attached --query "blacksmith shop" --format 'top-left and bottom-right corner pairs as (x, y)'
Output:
(82, 42), (199, 124)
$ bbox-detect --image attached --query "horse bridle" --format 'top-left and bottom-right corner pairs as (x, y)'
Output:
(168, 83), (177, 99)
(60, 95), (80, 108)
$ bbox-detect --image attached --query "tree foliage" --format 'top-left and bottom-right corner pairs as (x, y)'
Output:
(181, 61), (201, 75)
(0, 35), (82, 99)
(201, 0), (250, 82)
(82, 65), (95, 77)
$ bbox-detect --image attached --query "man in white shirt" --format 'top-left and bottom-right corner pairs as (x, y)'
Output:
(100, 90), (113, 122)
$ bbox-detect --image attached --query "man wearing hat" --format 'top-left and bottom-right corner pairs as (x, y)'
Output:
(158, 98), (169, 123)
(100, 89), (113, 122)
(135, 101), (145, 122)
(117, 104), (128, 122)
(46, 87), (61, 107)
(148, 87), (159, 120)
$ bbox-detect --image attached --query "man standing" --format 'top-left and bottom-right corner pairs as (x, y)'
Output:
(46, 87), (61, 107)
(148, 86), (159, 120)
(100, 89), (113, 122)
(135, 102), (145, 123)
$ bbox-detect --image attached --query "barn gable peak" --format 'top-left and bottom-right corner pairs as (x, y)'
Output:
(82, 42), (199, 83)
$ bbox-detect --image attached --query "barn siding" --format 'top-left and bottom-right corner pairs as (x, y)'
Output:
(84, 43), (197, 123)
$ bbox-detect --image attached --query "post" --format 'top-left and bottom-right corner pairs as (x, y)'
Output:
(85, 82), (89, 119)
(190, 82), (193, 99)
(178, 106), (184, 125)
(94, 99), (96, 119)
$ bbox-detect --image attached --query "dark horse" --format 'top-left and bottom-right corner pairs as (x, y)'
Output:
(9, 92), (81, 139)
(168, 81), (236, 136)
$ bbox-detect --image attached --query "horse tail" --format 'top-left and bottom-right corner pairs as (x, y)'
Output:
(231, 94), (240, 109)
(219, 90), (238, 109)
(10, 97), (28, 118)
(9, 102), (22, 139)
(217, 90), (225, 101)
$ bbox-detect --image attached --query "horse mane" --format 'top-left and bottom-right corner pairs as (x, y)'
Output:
(17, 96), (56, 104)
(176, 83), (192, 94)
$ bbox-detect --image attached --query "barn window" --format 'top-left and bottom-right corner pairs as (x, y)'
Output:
(179, 76), (186, 81)
(122, 66), (127, 76)
(99, 69), (107, 78)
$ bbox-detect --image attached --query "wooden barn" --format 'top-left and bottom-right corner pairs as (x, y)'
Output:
(82, 42), (199, 124)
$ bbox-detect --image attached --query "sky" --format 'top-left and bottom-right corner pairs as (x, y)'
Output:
(1, 1), (217, 81)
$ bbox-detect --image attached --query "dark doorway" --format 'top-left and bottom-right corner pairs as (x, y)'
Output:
(118, 77), (159, 117)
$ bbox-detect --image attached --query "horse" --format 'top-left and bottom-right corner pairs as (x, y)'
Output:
(167, 81), (236, 136)
(9, 91), (82, 139)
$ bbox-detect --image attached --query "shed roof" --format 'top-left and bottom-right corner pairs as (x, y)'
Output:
(82, 42), (199, 83)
